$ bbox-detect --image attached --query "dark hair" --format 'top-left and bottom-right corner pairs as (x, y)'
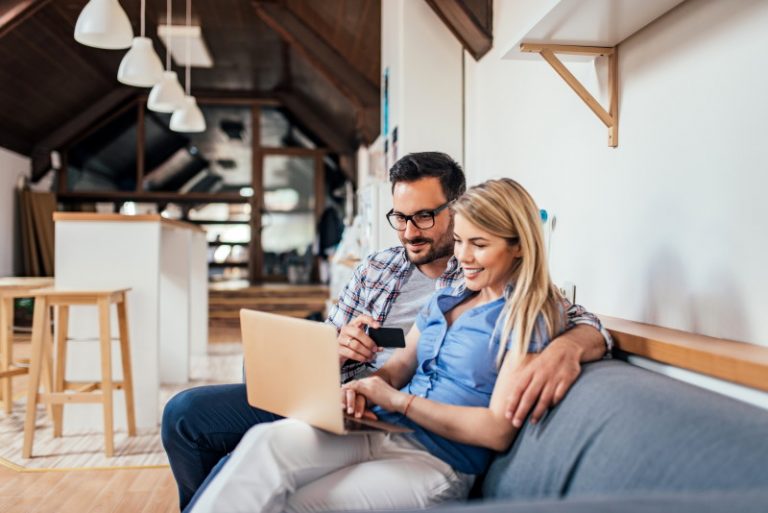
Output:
(388, 152), (466, 202)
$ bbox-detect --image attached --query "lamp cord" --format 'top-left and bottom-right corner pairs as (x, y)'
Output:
(140, 0), (145, 37)
(165, 0), (172, 71)
(185, 0), (191, 95)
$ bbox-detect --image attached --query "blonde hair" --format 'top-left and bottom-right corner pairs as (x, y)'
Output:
(452, 178), (564, 368)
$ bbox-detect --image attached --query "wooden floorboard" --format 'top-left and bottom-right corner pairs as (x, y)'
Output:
(0, 465), (178, 513)
(0, 323), (240, 512)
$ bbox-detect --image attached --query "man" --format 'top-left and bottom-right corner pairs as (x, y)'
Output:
(162, 152), (611, 509)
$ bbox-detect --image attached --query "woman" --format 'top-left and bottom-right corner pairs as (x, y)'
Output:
(189, 178), (571, 513)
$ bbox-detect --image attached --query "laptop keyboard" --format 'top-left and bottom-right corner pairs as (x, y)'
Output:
(343, 417), (385, 432)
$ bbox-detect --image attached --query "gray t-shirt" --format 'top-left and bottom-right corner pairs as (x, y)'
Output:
(373, 268), (437, 368)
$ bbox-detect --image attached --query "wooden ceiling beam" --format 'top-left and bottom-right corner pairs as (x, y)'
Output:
(30, 87), (139, 180)
(275, 90), (356, 159)
(355, 106), (379, 148)
(425, 0), (492, 60)
(190, 90), (280, 106)
(0, 0), (51, 39)
(253, 1), (379, 109)
(0, 128), (32, 156)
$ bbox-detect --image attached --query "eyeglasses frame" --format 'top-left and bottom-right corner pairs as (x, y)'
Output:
(385, 201), (452, 231)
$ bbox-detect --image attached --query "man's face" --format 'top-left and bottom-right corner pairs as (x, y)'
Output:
(391, 177), (454, 266)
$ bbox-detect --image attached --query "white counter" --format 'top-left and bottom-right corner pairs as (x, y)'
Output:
(54, 213), (208, 430)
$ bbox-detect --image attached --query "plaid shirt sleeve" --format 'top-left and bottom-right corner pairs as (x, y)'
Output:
(325, 260), (368, 332)
(564, 300), (614, 356)
(325, 261), (372, 382)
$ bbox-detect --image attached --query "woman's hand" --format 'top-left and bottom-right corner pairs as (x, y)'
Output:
(343, 376), (409, 417)
(340, 385), (378, 420)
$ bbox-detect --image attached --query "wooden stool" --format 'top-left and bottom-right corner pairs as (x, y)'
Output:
(23, 288), (136, 458)
(0, 277), (54, 414)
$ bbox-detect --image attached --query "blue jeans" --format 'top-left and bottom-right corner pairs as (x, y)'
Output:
(161, 384), (282, 510)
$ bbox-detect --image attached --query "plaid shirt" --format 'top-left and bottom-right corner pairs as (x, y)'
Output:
(326, 246), (612, 381)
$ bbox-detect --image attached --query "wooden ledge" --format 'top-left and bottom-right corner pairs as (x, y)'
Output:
(600, 315), (768, 392)
(53, 213), (205, 233)
(0, 277), (54, 292)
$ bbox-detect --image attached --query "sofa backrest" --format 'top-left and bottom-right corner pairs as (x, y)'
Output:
(483, 360), (768, 499)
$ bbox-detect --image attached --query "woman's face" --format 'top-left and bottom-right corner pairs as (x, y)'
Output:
(453, 213), (522, 294)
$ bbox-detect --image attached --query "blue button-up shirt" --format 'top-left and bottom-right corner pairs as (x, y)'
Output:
(327, 246), (612, 383)
(374, 285), (565, 475)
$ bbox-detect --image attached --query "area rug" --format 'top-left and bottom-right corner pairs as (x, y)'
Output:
(0, 343), (243, 471)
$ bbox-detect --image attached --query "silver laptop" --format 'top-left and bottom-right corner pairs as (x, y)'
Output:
(240, 309), (411, 435)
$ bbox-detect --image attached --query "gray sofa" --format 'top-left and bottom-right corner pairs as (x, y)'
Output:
(383, 359), (768, 512)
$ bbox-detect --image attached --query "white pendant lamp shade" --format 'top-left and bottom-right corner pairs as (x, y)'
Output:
(74, 0), (133, 49)
(117, 37), (164, 87)
(170, 96), (206, 132)
(148, 71), (186, 112)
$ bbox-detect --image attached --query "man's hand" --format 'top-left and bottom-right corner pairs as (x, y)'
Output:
(505, 338), (583, 428)
(337, 315), (382, 365)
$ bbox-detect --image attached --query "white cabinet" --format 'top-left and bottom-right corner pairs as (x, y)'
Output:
(54, 213), (207, 430)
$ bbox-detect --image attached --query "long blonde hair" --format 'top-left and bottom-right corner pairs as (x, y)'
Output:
(452, 178), (564, 368)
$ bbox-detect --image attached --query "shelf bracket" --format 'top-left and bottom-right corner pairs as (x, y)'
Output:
(521, 43), (619, 147)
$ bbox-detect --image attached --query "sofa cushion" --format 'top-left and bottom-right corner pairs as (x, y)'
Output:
(483, 360), (768, 499)
(359, 490), (768, 513)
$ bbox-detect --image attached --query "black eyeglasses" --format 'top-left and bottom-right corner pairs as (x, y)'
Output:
(386, 202), (451, 231)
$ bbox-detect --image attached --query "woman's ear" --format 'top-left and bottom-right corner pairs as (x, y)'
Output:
(509, 241), (523, 259)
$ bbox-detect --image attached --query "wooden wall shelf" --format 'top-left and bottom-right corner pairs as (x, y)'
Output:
(57, 192), (249, 204)
(502, 0), (687, 61)
(522, 43), (619, 146)
(502, 0), (687, 147)
(601, 315), (768, 393)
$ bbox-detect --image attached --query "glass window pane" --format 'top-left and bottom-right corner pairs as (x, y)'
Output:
(188, 203), (251, 222)
(205, 224), (251, 244)
(261, 155), (316, 279)
(143, 104), (253, 193)
(260, 107), (317, 149)
(205, 222), (251, 283)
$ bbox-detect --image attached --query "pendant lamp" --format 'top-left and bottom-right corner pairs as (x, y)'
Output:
(170, 0), (206, 132)
(74, 0), (133, 49)
(118, 0), (163, 87)
(148, 0), (185, 112)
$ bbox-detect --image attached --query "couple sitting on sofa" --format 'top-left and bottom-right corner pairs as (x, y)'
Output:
(162, 152), (612, 512)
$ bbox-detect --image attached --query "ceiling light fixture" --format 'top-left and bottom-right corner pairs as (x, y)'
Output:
(117, 0), (163, 87)
(74, 0), (133, 49)
(158, 25), (214, 68)
(170, 0), (206, 133)
(148, 0), (186, 112)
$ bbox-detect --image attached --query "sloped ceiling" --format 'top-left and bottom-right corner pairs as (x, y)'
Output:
(0, 0), (380, 168)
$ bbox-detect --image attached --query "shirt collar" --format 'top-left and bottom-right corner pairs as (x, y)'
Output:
(449, 279), (516, 299)
(441, 256), (462, 279)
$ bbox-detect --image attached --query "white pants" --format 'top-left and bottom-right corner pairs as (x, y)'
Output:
(189, 419), (475, 513)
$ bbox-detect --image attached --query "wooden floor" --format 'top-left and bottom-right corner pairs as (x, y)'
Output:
(0, 465), (178, 513)
(0, 326), (246, 512)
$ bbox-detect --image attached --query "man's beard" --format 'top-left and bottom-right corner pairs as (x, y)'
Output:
(402, 231), (454, 266)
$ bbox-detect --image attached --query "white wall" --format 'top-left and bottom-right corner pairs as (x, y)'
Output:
(382, 0), (463, 160)
(0, 147), (30, 276)
(359, 0), (465, 253)
(465, 0), (768, 349)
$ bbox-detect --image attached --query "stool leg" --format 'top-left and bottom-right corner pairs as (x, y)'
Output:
(117, 296), (136, 437)
(0, 296), (13, 414)
(98, 298), (114, 457)
(23, 297), (49, 458)
(41, 307), (55, 422)
(52, 305), (69, 438)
